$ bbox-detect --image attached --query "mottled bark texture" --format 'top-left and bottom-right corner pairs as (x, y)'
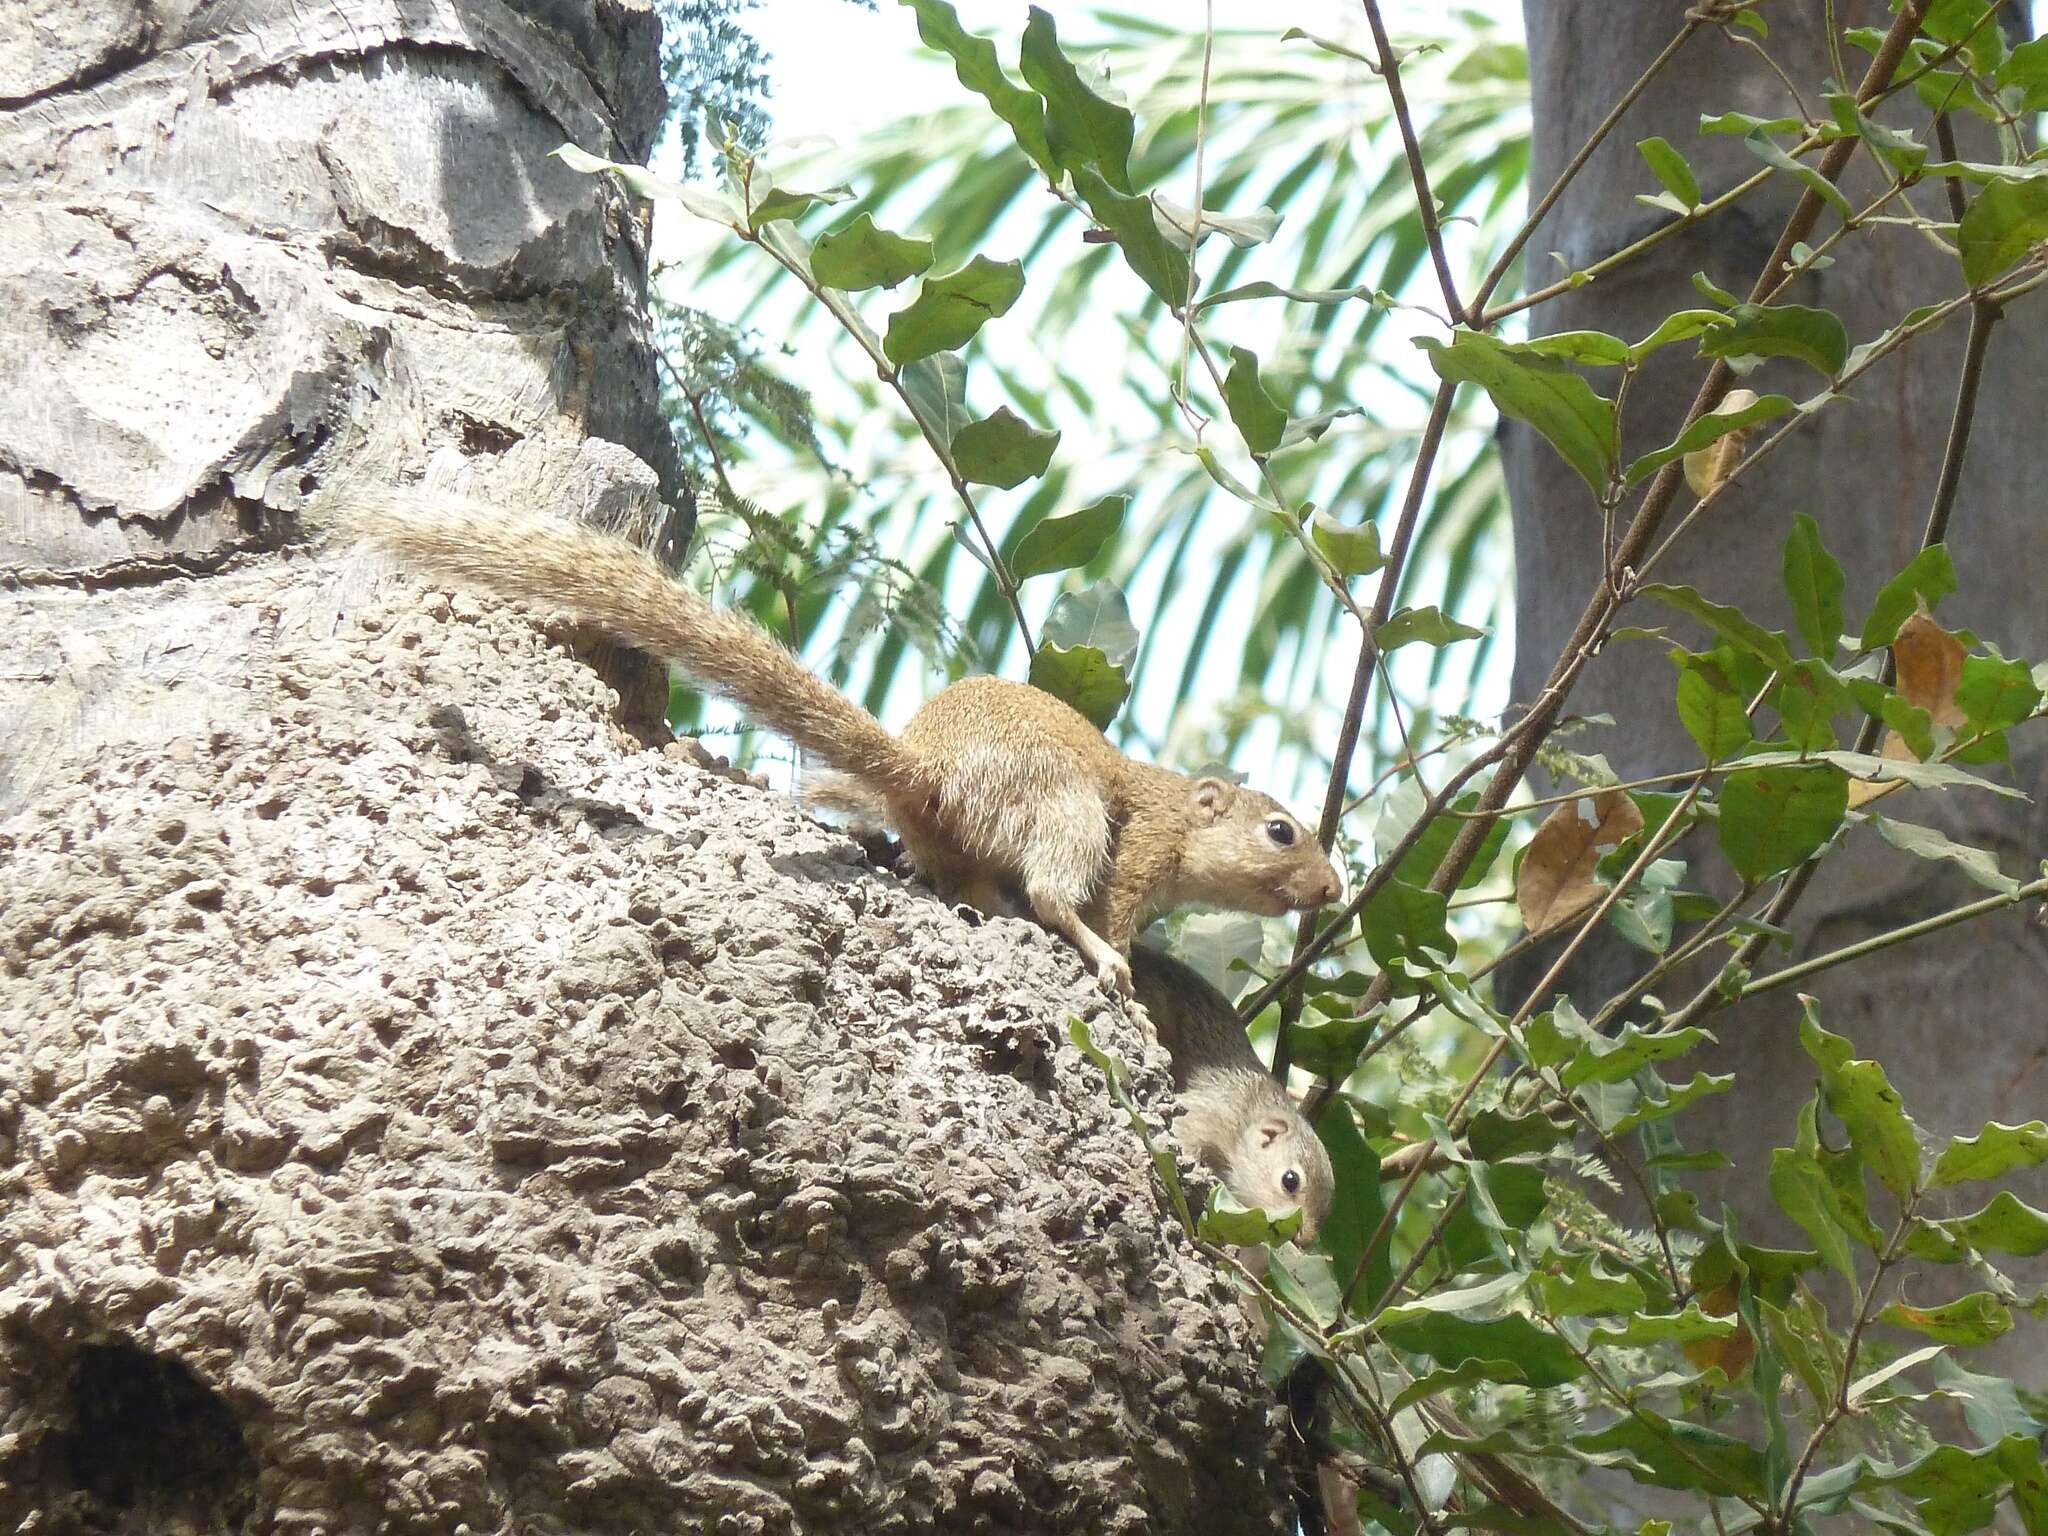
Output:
(0, 4), (1293, 1532)
(1508, 0), (2047, 1343)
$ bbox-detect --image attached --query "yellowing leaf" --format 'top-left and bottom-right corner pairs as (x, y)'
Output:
(1516, 791), (1645, 936)
(1854, 609), (1968, 806)
(1683, 389), (1762, 497)
(1893, 610), (1968, 728)
(1682, 1280), (1758, 1380)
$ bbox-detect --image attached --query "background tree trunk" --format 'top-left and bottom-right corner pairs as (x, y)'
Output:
(1508, 0), (2047, 1359)
(0, 4), (1291, 1530)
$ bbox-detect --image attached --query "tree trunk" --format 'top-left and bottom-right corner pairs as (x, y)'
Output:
(1508, 0), (2047, 1350)
(0, 5), (1291, 1530)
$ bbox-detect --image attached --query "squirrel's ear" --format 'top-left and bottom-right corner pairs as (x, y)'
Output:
(1188, 776), (1236, 821)
(1256, 1117), (1290, 1148)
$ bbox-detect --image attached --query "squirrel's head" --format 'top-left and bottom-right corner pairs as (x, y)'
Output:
(1174, 777), (1345, 915)
(1229, 1110), (1335, 1245)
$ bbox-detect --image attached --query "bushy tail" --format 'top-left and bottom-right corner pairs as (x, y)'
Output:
(342, 491), (916, 792)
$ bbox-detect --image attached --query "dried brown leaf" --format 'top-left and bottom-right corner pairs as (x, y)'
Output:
(1682, 388), (1761, 498)
(1516, 790), (1645, 935)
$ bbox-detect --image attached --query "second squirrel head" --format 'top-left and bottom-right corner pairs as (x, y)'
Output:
(1173, 778), (1344, 915)
(1228, 1110), (1335, 1244)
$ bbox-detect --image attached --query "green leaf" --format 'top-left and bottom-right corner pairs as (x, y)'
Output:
(1996, 35), (2048, 112)
(1771, 1145), (1859, 1282)
(1574, 1414), (1770, 1499)
(1700, 299), (1851, 376)
(1561, 1023), (1711, 1089)
(1931, 1121), (2048, 1187)
(1719, 764), (1848, 881)
(1625, 391), (1795, 486)
(1308, 510), (1384, 577)
(1375, 605), (1486, 653)
(1934, 1357), (2046, 1445)
(1360, 878), (1454, 974)
(1958, 174), (2048, 287)
(552, 142), (743, 227)
(1375, 1312), (1584, 1391)
(1029, 581), (1138, 728)
(1878, 1293), (2013, 1346)
(1825, 91), (1928, 179)
(809, 213), (935, 291)
(1018, 6), (1135, 193)
(1315, 1100), (1389, 1308)
(1533, 1254), (1647, 1317)
(1744, 128), (1856, 224)
(1860, 545), (1957, 650)
(1638, 135), (1702, 207)
(882, 256), (1026, 367)
(1389, 1360), (1525, 1413)
(1629, 309), (1733, 359)
(747, 179), (854, 227)
(950, 406), (1060, 488)
(1268, 1245), (1343, 1331)
(1516, 329), (1631, 366)
(1467, 1107), (1569, 1162)
(1071, 167), (1191, 306)
(1847, 1345), (1948, 1406)
(1223, 346), (1287, 455)
(1640, 583), (1798, 673)
(1010, 494), (1127, 580)
(1958, 654), (2042, 734)
(1783, 513), (1847, 658)
(1701, 110), (1804, 135)
(1199, 1184), (1303, 1246)
(1871, 816), (2019, 896)
(1587, 1302), (1739, 1349)
(899, 0), (1056, 181)
(1389, 787), (1509, 892)
(1676, 665), (1754, 762)
(899, 352), (970, 447)
(1604, 1071), (1736, 1136)
(1416, 331), (1617, 496)
(1802, 1007), (1921, 1201)
(1932, 1191), (2048, 1258)
(1196, 279), (1383, 312)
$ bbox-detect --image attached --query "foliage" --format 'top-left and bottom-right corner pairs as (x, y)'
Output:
(652, 3), (1528, 791)
(596, 0), (2048, 1529)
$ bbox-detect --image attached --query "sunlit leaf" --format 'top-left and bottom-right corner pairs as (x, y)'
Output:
(883, 256), (1026, 366)
(1719, 763), (1848, 880)
(1418, 331), (1617, 495)
(1223, 346), (1288, 455)
(1011, 494), (1127, 579)
(1018, 6), (1136, 192)
(1783, 512), (1846, 658)
(810, 212), (935, 290)
(951, 406), (1060, 487)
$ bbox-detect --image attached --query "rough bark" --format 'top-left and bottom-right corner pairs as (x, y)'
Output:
(0, 3), (1293, 1531)
(1508, 0), (2047, 1335)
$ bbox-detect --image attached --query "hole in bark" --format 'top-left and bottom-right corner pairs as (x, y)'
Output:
(53, 1342), (256, 1522)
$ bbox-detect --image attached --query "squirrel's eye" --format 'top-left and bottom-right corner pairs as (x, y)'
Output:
(1265, 817), (1297, 847)
(1281, 1169), (1302, 1196)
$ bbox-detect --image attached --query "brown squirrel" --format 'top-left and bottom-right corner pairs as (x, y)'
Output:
(1129, 943), (1334, 1242)
(344, 494), (1343, 997)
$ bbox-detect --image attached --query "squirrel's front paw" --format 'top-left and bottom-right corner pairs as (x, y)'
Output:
(1097, 952), (1135, 998)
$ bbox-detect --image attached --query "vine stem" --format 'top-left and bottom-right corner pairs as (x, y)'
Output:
(1359, 0), (1464, 324)
(1739, 876), (2048, 1000)
(1267, 380), (1455, 1075)
(1778, 1205), (1919, 1520)
(744, 222), (1036, 655)
(1343, 781), (1706, 1311)
(1469, 13), (1705, 316)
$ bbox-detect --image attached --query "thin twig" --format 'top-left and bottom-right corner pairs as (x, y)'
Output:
(1739, 876), (2048, 1000)
(1360, 0), (1465, 324)
(1469, 14), (1704, 315)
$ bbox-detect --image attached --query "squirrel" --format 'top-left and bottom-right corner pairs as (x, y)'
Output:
(342, 493), (1344, 998)
(1129, 943), (1334, 1243)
